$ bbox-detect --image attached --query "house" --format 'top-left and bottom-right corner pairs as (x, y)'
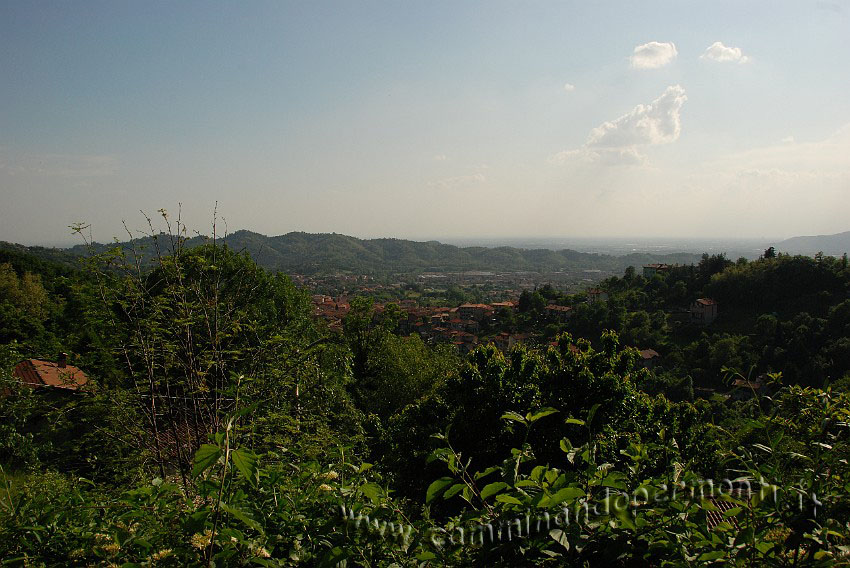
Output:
(638, 349), (660, 369)
(493, 332), (512, 350)
(12, 354), (88, 391)
(544, 304), (573, 323)
(458, 303), (491, 321)
(430, 313), (450, 326)
(586, 288), (609, 303)
(447, 318), (466, 331)
(643, 264), (672, 278)
(492, 332), (531, 351)
(691, 298), (718, 325)
(729, 376), (768, 401)
(491, 301), (517, 312)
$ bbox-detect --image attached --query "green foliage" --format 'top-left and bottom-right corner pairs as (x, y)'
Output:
(344, 298), (458, 421)
(3, 231), (850, 566)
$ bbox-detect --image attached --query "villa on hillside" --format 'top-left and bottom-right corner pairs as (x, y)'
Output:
(638, 348), (660, 369)
(643, 264), (672, 278)
(545, 304), (573, 323)
(691, 298), (718, 325)
(586, 288), (609, 303)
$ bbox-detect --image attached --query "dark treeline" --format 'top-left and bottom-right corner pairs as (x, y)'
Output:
(1, 227), (849, 566)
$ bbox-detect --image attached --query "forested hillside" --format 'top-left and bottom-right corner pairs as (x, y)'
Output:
(777, 231), (850, 256)
(1, 235), (849, 566)
(13, 230), (705, 275)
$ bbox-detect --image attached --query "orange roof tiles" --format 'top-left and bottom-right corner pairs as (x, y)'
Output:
(13, 359), (89, 391)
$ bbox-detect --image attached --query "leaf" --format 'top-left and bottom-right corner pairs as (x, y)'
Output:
(443, 483), (465, 500)
(360, 482), (382, 503)
(474, 466), (499, 480)
(527, 407), (558, 423)
(586, 403), (601, 428)
(599, 494), (635, 530)
(546, 487), (585, 507)
(480, 482), (509, 500)
(613, 503), (636, 530)
(192, 444), (222, 478)
(220, 503), (264, 534)
(495, 494), (524, 505)
(322, 546), (349, 566)
(549, 528), (570, 550)
(231, 449), (258, 484)
(426, 477), (455, 503)
(601, 473), (628, 490)
(182, 510), (210, 533)
(530, 465), (546, 481)
(564, 418), (585, 426)
(501, 411), (526, 424)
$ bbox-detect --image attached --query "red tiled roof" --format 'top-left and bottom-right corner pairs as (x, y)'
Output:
(639, 349), (660, 359)
(696, 298), (717, 306)
(545, 305), (572, 312)
(13, 359), (89, 391)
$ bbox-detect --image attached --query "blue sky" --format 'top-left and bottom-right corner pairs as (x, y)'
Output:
(2, 1), (849, 244)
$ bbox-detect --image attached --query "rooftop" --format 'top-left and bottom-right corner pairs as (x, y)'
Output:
(13, 358), (89, 391)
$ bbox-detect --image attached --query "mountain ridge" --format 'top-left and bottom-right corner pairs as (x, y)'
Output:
(6, 228), (847, 276)
(775, 230), (850, 256)
(60, 230), (706, 275)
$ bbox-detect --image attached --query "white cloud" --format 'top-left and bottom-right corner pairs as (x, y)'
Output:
(553, 85), (687, 166)
(563, 82), (575, 92)
(630, 41), (677, 69)
(433, 154), (447, 161)
(700, 41), (750, 63)
(781, 136), (795, 144)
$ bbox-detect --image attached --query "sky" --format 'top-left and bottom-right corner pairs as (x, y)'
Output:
(1, 1), (849, 245)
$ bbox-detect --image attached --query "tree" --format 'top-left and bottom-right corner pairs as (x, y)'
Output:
(80, 215), (323, 480)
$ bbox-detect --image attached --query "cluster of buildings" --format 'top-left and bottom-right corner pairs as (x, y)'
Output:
(311, 267), (720, 355)
(311, 292), (582, 353)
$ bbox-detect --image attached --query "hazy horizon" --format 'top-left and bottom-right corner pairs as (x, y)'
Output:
(2, 2), (849, 244)
(10, 227), (780, 258)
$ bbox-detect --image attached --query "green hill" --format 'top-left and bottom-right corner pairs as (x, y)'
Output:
(775, 230), (850, 256)
(6, 230), (706, 275)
